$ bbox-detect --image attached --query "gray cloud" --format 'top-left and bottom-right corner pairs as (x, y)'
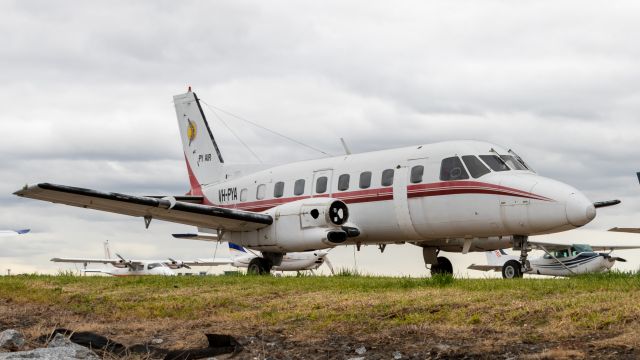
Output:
(1, 1), (639, 275)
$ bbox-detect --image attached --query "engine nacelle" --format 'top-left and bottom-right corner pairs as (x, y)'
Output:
(228, 198), (354, 252)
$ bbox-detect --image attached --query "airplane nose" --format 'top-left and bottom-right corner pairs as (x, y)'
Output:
(565, 192), (596, 227)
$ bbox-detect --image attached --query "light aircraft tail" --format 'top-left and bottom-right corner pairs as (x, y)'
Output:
(174, 89), (225, 195)
(486, 249), (509, 266)
(228, 242), (248, 260)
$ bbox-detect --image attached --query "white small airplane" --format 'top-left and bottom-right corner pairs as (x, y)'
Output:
(51, 252), (230, 276)
(174, 233), (334, 274)
(0, 229), (30, 237)
(469, 241), (639, 278)
(16, 89), (619, 276)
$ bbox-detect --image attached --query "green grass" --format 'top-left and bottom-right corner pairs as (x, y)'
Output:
(1, 272), (640, 341)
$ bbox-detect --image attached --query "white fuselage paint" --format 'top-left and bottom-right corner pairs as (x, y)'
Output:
(89, 262), (176, 276)
(231, 251), (327, 271)
(194, 141), (595, 253)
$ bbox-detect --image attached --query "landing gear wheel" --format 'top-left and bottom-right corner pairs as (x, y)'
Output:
(430, 256), (453, 276)
(502, 260), (523, 279)
(248, 258), (271, 275)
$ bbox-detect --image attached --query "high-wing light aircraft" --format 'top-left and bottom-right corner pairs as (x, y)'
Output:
(15, 89), (619, 275)
(469, 240), (639, 278)
(173, 233), (333, 274)
(0, 229), (30, 237)
(51, 253), (230, 276)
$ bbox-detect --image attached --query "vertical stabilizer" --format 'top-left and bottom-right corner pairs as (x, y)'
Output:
(228, 242), (248, 260)
(174, 90), (224, 195)
(486, 249), (510, 266)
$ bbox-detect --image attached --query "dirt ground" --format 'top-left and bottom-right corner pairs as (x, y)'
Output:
(1, 300), (638, 360)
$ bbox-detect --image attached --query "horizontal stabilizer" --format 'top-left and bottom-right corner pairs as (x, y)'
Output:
(609, 227), (640, 234)
(15, 183), (272, 232)
(468, 264), (502, 272)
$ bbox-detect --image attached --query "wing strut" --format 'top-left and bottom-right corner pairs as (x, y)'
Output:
(537, 244), (575, 275)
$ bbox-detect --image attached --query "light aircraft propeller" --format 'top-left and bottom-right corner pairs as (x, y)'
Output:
(323, 255), (335, 276)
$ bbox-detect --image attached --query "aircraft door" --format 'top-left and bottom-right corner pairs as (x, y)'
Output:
(392, 160), (423, 240)
(311, 169), (333, 197)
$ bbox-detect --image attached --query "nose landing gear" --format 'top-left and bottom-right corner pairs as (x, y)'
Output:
(502, 235), (531, 279)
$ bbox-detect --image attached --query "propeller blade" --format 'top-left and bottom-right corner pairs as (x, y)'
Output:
(613, 257), (627, 262)
(324, 256), (335, 276)
(594, 200), (621, 208)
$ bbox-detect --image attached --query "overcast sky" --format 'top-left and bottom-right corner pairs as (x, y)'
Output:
(1, 1), (639, 276)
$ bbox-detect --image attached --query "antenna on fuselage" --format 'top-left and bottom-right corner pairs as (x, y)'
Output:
(340, 138), (352, 155)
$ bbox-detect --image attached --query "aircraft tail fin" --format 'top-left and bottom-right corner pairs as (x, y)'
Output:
(174, 89), (225, 195)
(228, 242), (248, 260)
(486, 249), (509, 266)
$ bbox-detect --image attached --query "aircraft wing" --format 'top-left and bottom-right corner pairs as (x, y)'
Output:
(609, 227), (640, 234)
(529, 239), (640, 252)
(51, 257), (128, 266)
(172, 233), (219, 241)
(14, 183), (273, 232)
(527, 241), (574, 251)
(178, 259), (232, 267)
(467, 264), (502, 272)
(0, 229), (30, 237)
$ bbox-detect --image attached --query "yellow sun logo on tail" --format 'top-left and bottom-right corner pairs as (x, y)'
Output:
(187, 119), (197, 146)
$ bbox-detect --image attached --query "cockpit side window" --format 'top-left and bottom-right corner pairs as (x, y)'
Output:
(479, 155), (510, 172)
(500, 155), (527, 170)
(461, 155), (490, 178)
(440, 157), (469, 181)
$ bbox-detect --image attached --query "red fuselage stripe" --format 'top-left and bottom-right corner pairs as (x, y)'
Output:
(209, 181), (551, 212)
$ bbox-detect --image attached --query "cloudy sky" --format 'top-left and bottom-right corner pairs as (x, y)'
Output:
(1, 1), (639, 276)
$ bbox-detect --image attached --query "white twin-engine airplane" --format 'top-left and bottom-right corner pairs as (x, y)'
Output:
(469, 242), (638, 278)
(14, 89), (619, 276)
(173, 234), (334, 274)
(51, 253), (229, 276)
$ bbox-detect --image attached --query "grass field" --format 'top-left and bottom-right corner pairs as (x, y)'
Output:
(1, 272), (640, 359)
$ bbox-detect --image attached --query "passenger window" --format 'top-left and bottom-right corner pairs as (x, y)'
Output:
(440, 157), (470, 181)
(273, 182), (284, 198)
(240, 188), (247, 202)
(337, 174), (350, 191)
(316, 176), (328, 194)
(410, 165), (424, 184)
(256, 184), (266, 200)
(381, 169), (394, 186)
(462, 155), (491, 178)
(479, 155), (510, 172)
(294, 179), (305, 196)
(359, 171), (372, 189)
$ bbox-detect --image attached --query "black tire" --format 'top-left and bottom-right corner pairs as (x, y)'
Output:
(502, 260), (523, 279)
(247, 258), (270, 275)
(430, 256), (453, 276)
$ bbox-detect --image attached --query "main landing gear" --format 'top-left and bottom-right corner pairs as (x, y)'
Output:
(502, 235), (530, 279)
(247, 252), (283, 276)
(247, 258), (272, 275)
(423, 247), (453, 276)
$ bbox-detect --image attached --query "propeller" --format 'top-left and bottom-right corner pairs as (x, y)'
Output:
(600, 253), (627, 263)
(323, 255), (335, 276)
(594, 200), (621, 208)
(168, 258), (191, 269)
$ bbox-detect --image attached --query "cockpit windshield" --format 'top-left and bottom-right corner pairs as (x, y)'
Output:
(571, 244), (594, 255)
(500, 155), (528, 170)
(147, 263), (163, 270)
(479, 155), (510, 172)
